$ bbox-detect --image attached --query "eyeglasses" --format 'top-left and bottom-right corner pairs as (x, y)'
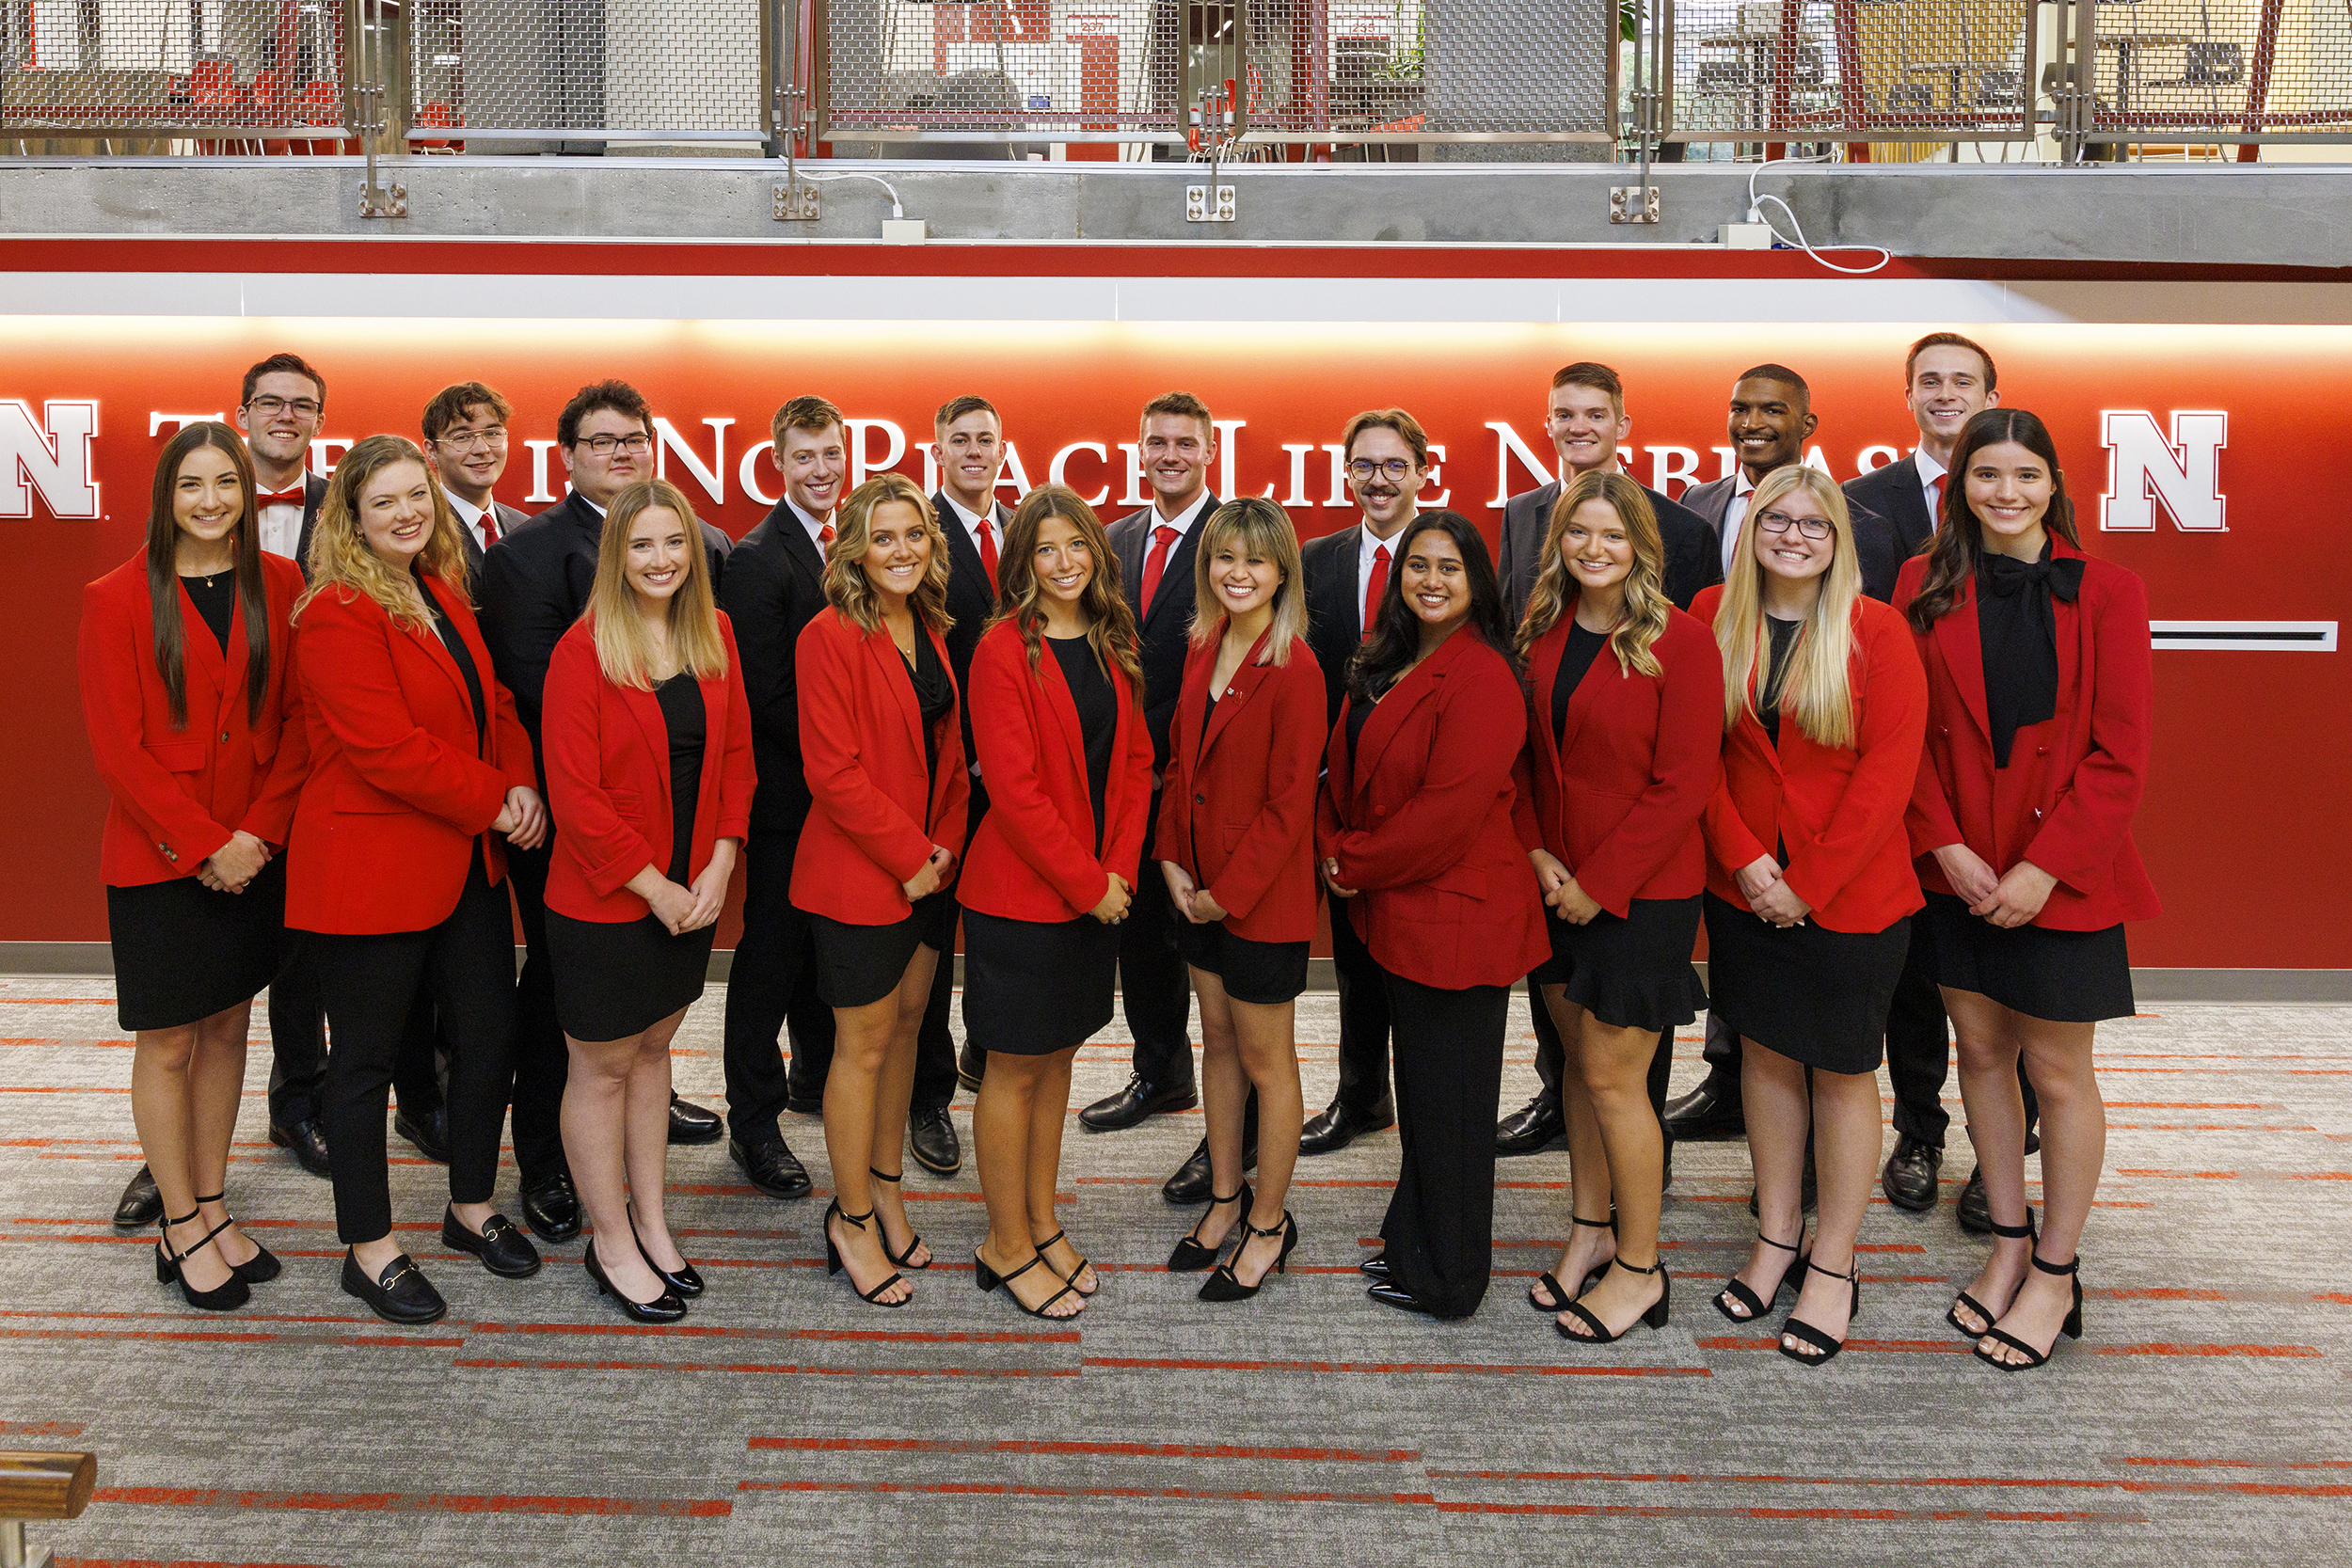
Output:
(432, 427), (508, 451)
(1348, 458), (1413, 482)
(246, 395), (321, 419)
(1754, 509), (1833, 541)
(577, 433), (654, 456)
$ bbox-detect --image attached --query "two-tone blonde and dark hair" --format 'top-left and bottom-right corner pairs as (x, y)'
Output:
(294, 435), (469, 633)
(145, 421), (272, 729)
(991, 483), (1143, 695)
(1713, 465), (1862, 750)
(823, 472), (953, 636)
(1515, 470), (1673, 678)
(1186, 497), (1307, 665)
(585, 479), (729, 689)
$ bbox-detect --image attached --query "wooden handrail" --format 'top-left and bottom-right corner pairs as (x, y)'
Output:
(0, 1451), (94, 1521)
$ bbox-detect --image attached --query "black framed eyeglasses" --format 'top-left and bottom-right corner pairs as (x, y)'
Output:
(1754, 509), (1833, 541)
(1348, 458), (1412, 482)
(577, 433), (654, 455)
(246, 394), (321, 419)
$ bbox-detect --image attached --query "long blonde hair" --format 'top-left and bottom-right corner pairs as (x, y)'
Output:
(1515, 470), (1672, 678)
(294, 435), (469, 632)
(586, 479), (728, 689)
(1714, 465), (1861, 749)
(990, 483), (1144, 694)
(824, 473), (952, 636)
(1186, 497), (1307, 665)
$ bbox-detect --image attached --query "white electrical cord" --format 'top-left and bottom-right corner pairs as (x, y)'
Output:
(793, 170), (906, 218)
(1745, 156), (1892, 275)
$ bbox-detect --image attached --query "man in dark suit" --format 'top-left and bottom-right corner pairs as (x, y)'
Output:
(481, 380), (736, 1241)
(1080, 391), (1216, 1138)
(709, 395), (851, 1204)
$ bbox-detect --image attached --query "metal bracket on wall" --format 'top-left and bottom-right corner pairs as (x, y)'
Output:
(1186, 184), (1236, 223)
(1610, 185), (1660, 224)
(358, 178), (408, 219)
(773, 182), (820, 220)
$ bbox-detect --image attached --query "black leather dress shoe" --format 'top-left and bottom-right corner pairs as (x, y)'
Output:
(728, 1136), (813, 1201)
(268, 1117), (332, 1178)
(1662, 1072), (1745, 1141)
(520, 1172), (582, 1243)
(1881, 1133), (1944, 1212)
(1360, 1254), (1391, 1281)
(114, 1164), (162, 1229)
(393, 1106), (449, 1164)
(1300, 1100), (1396, 1157)
(1957, 1164), (1992, 1234)
(341, 1249), (447, 1325)
(957, 1041), (987, 1094)
(668, 1094), (723, 1145)
(1161, 1133), (1256, 1205)
(1495, 1093), (1567, 1157)
(909, 1107), (961, 1177)
(1080, 1073), (1200, 1132)
(1367, 1280), (1434, 1316)
(442, 1208), (542, 1278)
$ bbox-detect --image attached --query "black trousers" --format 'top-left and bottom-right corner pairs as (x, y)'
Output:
(1325, 899), (1394, 1116)
(267, 934), (442, 1127)
(314, 853), (515, 1244)
(910, 775), (990, 1112)
(1526, 984), (1674, 1123)
(1383, 972), (1508, 1320)
(723, 827), (836, 1147)
(1119, 790), (1195, 1088)
(501, 834), (570, 1186)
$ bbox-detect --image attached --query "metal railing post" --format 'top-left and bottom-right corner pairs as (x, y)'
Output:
(354, 0), (407, 217)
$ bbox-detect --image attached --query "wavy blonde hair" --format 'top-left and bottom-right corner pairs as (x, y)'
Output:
(1515, 470), (1671, 678)
(585, 479), (728, 689)
(294, 435), (469, 632)
(823, 472), (952, 637)
(1713, 465), (1861, 750)
(990, 483), (1144, 694)
(1186, 497), (1307, 665)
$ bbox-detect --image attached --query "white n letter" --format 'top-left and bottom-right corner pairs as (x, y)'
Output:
(1485, 420), (1555, 506)
(2102, 410), (2227, 532)
(1, 399), (100, 519)
(655, 417), (733, 504)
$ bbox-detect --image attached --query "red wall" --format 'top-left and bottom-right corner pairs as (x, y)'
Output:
(9, 317), (2346, 967)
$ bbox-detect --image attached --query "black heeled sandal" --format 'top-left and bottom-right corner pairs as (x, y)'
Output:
(1033, 1227), (1097, 1296)
(1778, 1260), (1860, 1366)
(1200, 1212), (1297, 1303)
(1974, 1253), (2084, 1371)
(1949, 1212), (2036, 1338)
(974, 1248), (1084, 1319)
(193, 1192), (279, 1285)
(155, 1210), (250, 1311)
(867, 1169), (929, 1271)
(824, 1200), (910, 1307)
(1553, 1257), (1671, 1344)
(1168, 1183), (1251, 1273)
(1529, 1212), (1615, 1313)
(628, 1205), (704, 1298)
(1714, 1225), (1807, 1323)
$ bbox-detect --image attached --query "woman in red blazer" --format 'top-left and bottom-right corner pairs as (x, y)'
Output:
(961, 484), (1155, 1320)
(541, 479), (755, 1323)
(1317, 511), (1548, 1323)
(287, 436), (547, 1327)
(1897, 409), (2158, 1372)
(79, 421), (309, 1311)
(1694, 465), (1927, 1365)
(1507, 473), (1721, 1346)
(1154, 499), (1326, 1302)
(788, 474), (969, 1309)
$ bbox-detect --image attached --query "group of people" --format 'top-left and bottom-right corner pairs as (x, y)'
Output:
(82, 333), (2154, 1370)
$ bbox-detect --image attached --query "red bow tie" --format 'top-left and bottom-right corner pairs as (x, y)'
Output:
(255, 486), (306, 508)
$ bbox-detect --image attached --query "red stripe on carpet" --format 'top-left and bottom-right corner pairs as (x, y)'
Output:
(93, 1487), (729, 1516)
(748, 1436), (1420, 1461)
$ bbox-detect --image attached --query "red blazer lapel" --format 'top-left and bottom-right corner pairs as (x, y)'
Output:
(615, 679), (671, 811)
(1733, 647), (1786, 778)
(863, 620), (927, 764)
(1350, 631), (1459, 811)
(1199, 626), (1277, 762)
(2051, 536), (2088, 717)
(412, 576), (480, 738)
(1933, 576), (1994, 746)
(1554, 622), (1616, 765)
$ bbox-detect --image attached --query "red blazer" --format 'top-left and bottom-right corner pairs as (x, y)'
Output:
(542, 613), (756, 923)
(1152, 626), (1327, 944)
(285, 574), (536, 935)
(789, 607), (970, 926)
(1315, 628), (1549, 990)
(961, 621), (1156, 923)
(79, 550), (310, 887)
(1894, 541), (2160, 930)
(1510, 607), (1722, 918)
(1693, 588), (1928, 933)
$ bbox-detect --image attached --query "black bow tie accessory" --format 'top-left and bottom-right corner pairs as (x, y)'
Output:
(1979, 549), (2085, 603)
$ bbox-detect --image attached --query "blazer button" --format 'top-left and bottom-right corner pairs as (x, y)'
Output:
(220, 731), (231, 743)
(1194, 793), (1205, 804)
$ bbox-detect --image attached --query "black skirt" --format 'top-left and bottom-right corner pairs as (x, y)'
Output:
(810, 891), (956, 1009)
(1703, 891), (1910, 1074)
(547, 910), (716, 1042)
(1534, 894), (1706, 1035)
(961, 907), (1118, 1056)
(1922, 892), (2134, 1024)
(106, 856), (287, 1032)
(1174, 918), (1310, 1006)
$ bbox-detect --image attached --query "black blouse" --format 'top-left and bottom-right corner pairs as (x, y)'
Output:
(1977, 545), (2083, 768)
(181, 574), (235, 655)
(654, 672), (706, 885)
(1550, 622), (1610, 747)
(902, 627), (954, 785)
(1757, 614), (1804, 749)
(1048, 634), (1116, 855)
(417, 572), (486, 753)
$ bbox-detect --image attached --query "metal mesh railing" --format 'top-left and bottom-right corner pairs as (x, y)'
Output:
(0, 0), (353, 139)
(1665, 0), (2037, 141)
(2081, 0), (2352, 142)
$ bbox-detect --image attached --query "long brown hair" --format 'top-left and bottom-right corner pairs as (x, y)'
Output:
(293, 436), (470, 633)
(826, 472), (953, 637)
(1905, 408), (2079, 633)
(990, 483), (1144, 694)
(586, 479), (729, 689)
(1515, 470), (1672, 678)
(1713, 466), (1862, 750)
(146, 422), (270, 729)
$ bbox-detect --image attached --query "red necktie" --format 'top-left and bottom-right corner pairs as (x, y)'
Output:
(479, 508), (501, 544)
(819, 524), (835, 547)
(255, 486), (305, 508)
(1931, 474), (1947, 529)
(1139, 524), (1179, 611)
(977, 517), (999, 592)
(1361, 544), (1391, 640)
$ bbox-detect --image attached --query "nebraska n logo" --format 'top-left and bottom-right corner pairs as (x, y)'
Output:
(2101, 410), (2226, 532)
(1, 399), (102, 520)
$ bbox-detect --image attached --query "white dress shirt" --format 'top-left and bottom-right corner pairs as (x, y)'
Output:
(1914, 448), (1949, 533)
(1357, 521), (1408, 635)
(939, 492), (1000, 558)
(446, 493), (498, 554)
(254, 477), (311, 562)
(1719, 468), (1758, 574)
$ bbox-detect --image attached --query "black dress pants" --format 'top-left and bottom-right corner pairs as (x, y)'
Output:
(909, 777), (990, 1114)
(1119, 792), (1196, 1089)
(501, 833), (569, 1186)
(265, 932), (326, 1128)
(1382, 972), (1508, 1320)
(1528, 983), (1674, 1123)
(315, 853), (516, 1244)
(1326, 899), (1393, 1116)
(723, 827), (835, 1147)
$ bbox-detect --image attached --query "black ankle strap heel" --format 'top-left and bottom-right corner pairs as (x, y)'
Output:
(155, 1209), (250, 1311)
(824, 1199), (909, 1307)
(1554, 1256), (1672, 1344)
(1948, 1211), (2036, 1338)
(1168, 1183), (1251, 1273)
(1973, 1252), (2085, 1371)
(1714, 1224), (1807, 1323)
(866, 1168), (929, 1270)
(1200, 1212), (1299, 1303)
(1530, 1212), (1618, 1313)
(192, 1191), (280, 1285)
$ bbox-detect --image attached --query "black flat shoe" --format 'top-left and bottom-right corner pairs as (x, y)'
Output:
(268, 1117), (332, 1178)
(728, 1136), (813, 1202)
(628, 1207), (704, 1298)
(1080, 1072), (1199, 1133)
(1662, 1072), (1744, 1141)
(1529, 1213), (1615, 1311)
(824, 1201), (910, 1307)
(519, 1171), (581, 1243)
(1555, 1258), (1672, 1344)
(192, 1193), (280, 1285)
(1360, 1254), (1391, 1281)
(908, 1108), (961, 1177)
(442, 1208), (541, 1278)
(584, 1239), (686, 1323)
(1200, 1212), (1297, 1303)
(1367, 1280), (1434, 1316)
(1301, 1100), (1396, 1157)
(668, 1094), (723, 1146)
(114, 1164), (162, 1229)
(1881, 1134), (1943, 1212)
(1168, 1183), (1250, 1272)
(1714, 1226), (1807, 1323)
(156, 1212), (250, 1311)
(341, 1249), (446, 1325)
(1162, 1134), (1255, 1205)
(393, 1106), (450, 1164)
(1975, 1252), (2084, 1371)
(1780, 1260), (1861, 1366)
(1495, 1094), (1566, 1157)
(868, 1170), (929, 1271)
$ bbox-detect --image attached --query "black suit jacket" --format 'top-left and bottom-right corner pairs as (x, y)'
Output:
(452, 499), (532, 593)
(1300, 523), (1368, 730)
(289, 473), (328, 582)
(1843, 456), (1938, 564)
(1683, 469), (1905, 603)
(933, 490), (1012, 768)
(1107, 495), (1216, 769)
(1499, 477), (1719, 626)
(714, 503), (834, 838)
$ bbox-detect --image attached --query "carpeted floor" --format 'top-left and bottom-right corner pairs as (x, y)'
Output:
(2, 974), (2345, 1566)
